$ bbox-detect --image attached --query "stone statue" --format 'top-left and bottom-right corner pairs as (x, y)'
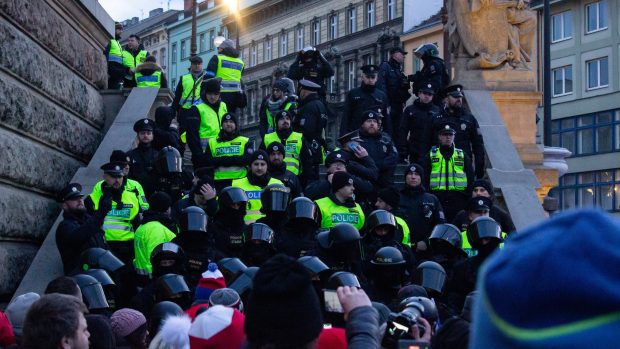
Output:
(448, 0), (536, 70)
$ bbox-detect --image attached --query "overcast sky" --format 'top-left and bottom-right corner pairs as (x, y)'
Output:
(99, 0), (185, 21)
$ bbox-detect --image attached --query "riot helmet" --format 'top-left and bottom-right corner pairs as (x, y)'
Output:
(461, 291), (477, 322)
(327, 271), (361, 290)
(155, 146), (183, 174)
(297, 256), (330, 277)
(399, 296), (439, 326)
(317, 223), (361, 249)
(365, 209), (397, 235)
(260, 184), (290, 213)
(429, 223), (467, 258)
(155, 274), (191, 309)
(370, 246), (407, 287)
(217, 258), (248, 285)
(371, 246), (405, 266)
(219, 186), (249, 208)
(415, 261), (447, 294)
(150, 242), (186, 277)
(73, 274), (109, 310)
(466, 216), (502, 249)
(244, 223), (275, 245)
(79, 248), (124, 273)
(228, 266), (259, 299)
(83, 268), (115, 286)
(287, 197), (319, 226)
(243, 224), (275, 266)
(414, 43), (440, 59)
(179, 206), (207, 233)
(149, 301), (184, 337)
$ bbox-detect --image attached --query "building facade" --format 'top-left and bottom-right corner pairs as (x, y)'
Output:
(400, 0), (445, 76)
(225, 0), (403, 144)
(533, 0), (620, 213)
(166, 0), (228, 89)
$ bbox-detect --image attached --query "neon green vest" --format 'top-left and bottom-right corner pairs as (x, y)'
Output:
(135, 71), (162, 87)
(231, 177), (283, 224)
(263, 131), (303, 175)
(315, 197), (365, 231)
(395, 215), (411, 246)
(461, 230), (507, 257)
(124, 179), (149, 210)
(208, 136), (249, 180)
(89, 184), (140, 242)
(133, 221), (177, 276)
(108, 39), (123, 64)
(215, 55), (244, 92)
(121, 50), (148, 70)
(197, 102), (228, 147)
(429, 147), (467, 191)
(266, 102), (295, 133)
(180, 73), (203, 109)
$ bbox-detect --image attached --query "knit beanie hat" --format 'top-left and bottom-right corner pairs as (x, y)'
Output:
(209, 288), (243, 311)
(377, 187), (401, 209)
(331, 171), (354, 192)
(266, 141), (285, 155)
(249, 150), (269, 165)
(5, 292), (40, 337)
(244, 254), (323, 348)
(318, 327), (347, 349)
(397, 284), (429, 301)
(202, 77), (222, 94)
(472, 179), (494, 198)
(471, 209), (620, 348)
(109, 150), (130, 164)
(404, 163), (425, 182)
(195, 263), (226, 301)
(221, 113), (238, 126)
(273, 79), (289, 92)
(275, 110), (292, 122)
(149, 191), (172, 213)
(110, 308), (147, 338)
(189, 305), (245, 349)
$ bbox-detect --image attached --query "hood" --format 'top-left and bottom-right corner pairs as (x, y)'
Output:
(220, 46), (240, 58)
(136, 61), (161, 75)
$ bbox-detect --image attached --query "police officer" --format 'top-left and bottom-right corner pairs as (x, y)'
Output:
(315, 172), (365, 231)
(397, 164), (446, 249)
(255, 183), (291, 237)
(133, 192), (177, 283)
(105, 22), (125, 89)
(121, 34), (149, 88)
(172, 55), (205, 138)
(85, 162), (142, 266)
(411, 43), (450, 95)
(231, 150), (283, 224)
(147, 146), (192, 202)
(127, 118), (158, 188)
(455, 196), (495, 257)
(375, 187), (411, 246)
(399, 81), (442, 164)
(377, 47), (411, 138)
(152, 106), (183, 153)
(428, 223), (468, 277)
(56, 183), (109, 274)
(423, 123), (475, 222)
(315, 224), (366, 283)
(294, 79), (328, 184)
(265, 142), (302, 198)
(259, 78), (298, 137)
(287, 46), (335, 96)
(464, 179), (515, 234)
(211, 187), (249, 259)
(171, 175), (218, 224)
(343, 110), (398, 189)
(339, 64), (388, 136)
(242, 223), (276, 267)
(206, 39), (245, 113)
(368, 246), (410, 310)
(261, 110), (311, 179)
(134, 55), (167, 88)
(362, 210), (415, 275)
(199, 113), (251, 191)
(432, 84), (485, 179)
(172, 206), (214, 287)
(277, 197), (320, 258)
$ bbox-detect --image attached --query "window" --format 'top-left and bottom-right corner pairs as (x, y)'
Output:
(363, 54), (373, 65)
(152, 51), (158, 63)
(552, 11), (572, 42)
(296, 26), (304, 51)
(348, 7), (357, 34)
(207, 0), (215, 8)
(248, 89), (257, 121)
(171, 78), (176, 88)
(330, 14), (338, 40)
(209, 30), (215, 50)
(366, 1), (375, 27)
(551, 110), (620, 156)
(552, 65), (573, 96)
(554, 169), (620, 212)
(313, 21), (321, 45)
(171, 43), (177, 63)
(586, 0), (608, 33)
(264, 38), (272, 61)
(199, 33), (206, 52)
(387, 0), (396, 20)
(347, 60), (356, 90)
(160, 48), (166, 68)
(180, 40), (187, 59)
(262, 85), (270, 99)
(586, 57), (608, 90)
(328, 75), (336, 94)
(251, 45), (257, 67)
(280, 32), (288, 56)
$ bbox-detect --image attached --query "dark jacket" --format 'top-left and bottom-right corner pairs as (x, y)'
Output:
(56, 210), (108, 274)
(295, 93), (329, 144)
(452, 206), (515, 234)
(397, 185), (446, 243)
(275, 221), (319, 258)
(304, 173), (374, 203)
(153, 107), (183, 153)
(268, 162), (302, 198)
(171, 194), (218, 226)
(345, 306), (381, 349)
(127, 143), (157, 188)
(349, 130), (398, 188)
(134, 61), (168, 88)
(210, 208), (247, 259)
(287, 52), (335, 90)
(412, 56), (450, 94)
(340, 84), (388, 136)
(377, 58), (410, 106)
(399, 99), (441, 162)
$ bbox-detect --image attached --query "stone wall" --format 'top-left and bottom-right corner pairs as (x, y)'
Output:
(0, 0), (110, 299)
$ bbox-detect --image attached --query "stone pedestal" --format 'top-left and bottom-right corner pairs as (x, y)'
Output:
(452, 58), (537, 91)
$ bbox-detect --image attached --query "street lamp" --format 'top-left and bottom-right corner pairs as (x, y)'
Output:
(224, 0), (238, 12)
(223, 0), (240, 48)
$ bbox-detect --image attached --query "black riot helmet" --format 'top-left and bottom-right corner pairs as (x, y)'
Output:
(73, 274), (109, 310)
(429, 224), (463, 249)
(370, 246), (407, 287)
(317, 223), (361, 249)
(149, 301), (184, 337)
(461, 291), (477, 322)
(84, 268), (115, 286)
(365, 210), (397, 234)
(297, 256), (330, 277)
(415, 261), (447, 294)
(228, 266), (259, 299)
(79, 248), (124, 273)
(156, 146), (183, 174)
(399, 296), (439, 326)
(150, 242), (186, 277)
(466, 216), (502, 249)
(327, 271), (361, 290)
(155, 274), (191, 304)
(219, 186), (249, 208)
(371, 246), (406, 266)
(287, 197), (319, 226)
(414, 43), (440, 59)
(217, 258), (248, 285)
(260, 184), (290, 213)
(179, 206), (207, 233)
(244, 223), (275, 245)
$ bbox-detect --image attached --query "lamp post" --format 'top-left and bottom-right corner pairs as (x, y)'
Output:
(190, 0), (197, 57)
(543, 0), (551, 145)
(224, 0), (240, 48)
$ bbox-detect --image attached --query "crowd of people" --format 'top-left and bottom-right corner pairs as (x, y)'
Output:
(0, 24), (534, 349)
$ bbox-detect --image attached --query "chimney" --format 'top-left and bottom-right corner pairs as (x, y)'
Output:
(184, 0), (193, 11)
(149, 8), (164, 17)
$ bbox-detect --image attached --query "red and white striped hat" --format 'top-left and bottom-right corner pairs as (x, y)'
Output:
(188, 305), (245, 349)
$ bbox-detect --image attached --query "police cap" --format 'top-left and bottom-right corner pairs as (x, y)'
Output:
(361, 110), (382, 124)
(444, 84), (464, 97)
(250, 149), (269, 165)
(57, 183), (84, 203)
(437, 122), (457, 135)
(221, 112), (238, 126)
(467, 196), (492, 212)
(133, 118), (155, 132)
(298, 79), (321, 92)
(324, 150), (349, 167)
(360, 64), (379, 76)
(418, 81), (436, 95)
(275, 110), (292, 122)
(389, 46), (408, 55)
(266, 141), (285, 155)
(100, 162), (125, 177)
(189, 55), (203, 64)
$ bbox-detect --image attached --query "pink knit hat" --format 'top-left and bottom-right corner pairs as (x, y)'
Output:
(110, 308), (146, 337)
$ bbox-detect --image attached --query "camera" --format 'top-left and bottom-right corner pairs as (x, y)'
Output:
(382, 301), (425, 348)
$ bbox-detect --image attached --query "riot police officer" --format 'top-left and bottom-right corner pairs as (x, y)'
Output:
(277, 197), (320, 258)
(172, 206), (214, 287)
(315, 223), (366, 283)
(399, 81), (442, 163)
(287, 46), (334, 96)
(127, 118), (158, 188)
(210, 187), (249, 259)
(146, 146), (191, 201)
(367, 246), (410, 310)
(255, 183), (290, 237)
(241, 223), (276, 267)
(377, 47), (411, 138)
(362, 210), (415, 276)
(339, 64), (388, 136)
(428, 223), (468, 276)
(411, 43), (450, 95)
